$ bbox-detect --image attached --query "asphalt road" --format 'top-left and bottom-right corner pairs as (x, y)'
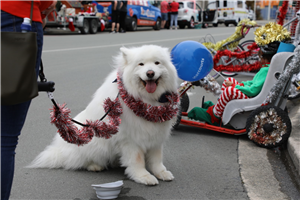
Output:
(10, 25), (300, 200)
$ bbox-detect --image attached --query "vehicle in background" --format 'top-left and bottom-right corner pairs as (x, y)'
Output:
(45, 1), (103, 34)
(208, 0), (249, 26)
(203, 1), (218, 27)
(177, 1), (203, 29)
(96, 0), (161, 31)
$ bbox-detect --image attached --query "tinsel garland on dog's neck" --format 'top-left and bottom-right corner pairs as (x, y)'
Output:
(117, 72), (179, 123)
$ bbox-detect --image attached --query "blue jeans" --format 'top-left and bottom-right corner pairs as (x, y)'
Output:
(170, 13), (178, 28)
(1, 11), (43, 200)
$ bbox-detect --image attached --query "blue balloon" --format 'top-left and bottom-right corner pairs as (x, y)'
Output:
(171, 40), (213, 82)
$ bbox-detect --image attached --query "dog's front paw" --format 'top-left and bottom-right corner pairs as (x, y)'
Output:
(87, 163), (104, 172)
(154, 170), (174, 181)
(134, 174), (159, 185)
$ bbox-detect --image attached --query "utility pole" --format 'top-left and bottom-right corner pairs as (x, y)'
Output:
(268, 0), (271, 20)
(254, 0), (256, 20)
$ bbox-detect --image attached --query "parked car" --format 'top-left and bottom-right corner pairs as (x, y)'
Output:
(177, 1), (203, 29)
(96, 0), (161, 31)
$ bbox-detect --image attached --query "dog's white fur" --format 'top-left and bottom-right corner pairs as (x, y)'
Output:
(29, 45), (179, 185)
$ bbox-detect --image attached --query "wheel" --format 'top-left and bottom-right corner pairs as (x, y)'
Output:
(128, 17), (137, 31)
(172, 93), (190, 130)
(188, 17), (194, 28)
(246, 105), (292, 148)
(225, 23), (229, 27)
(79, 19), (89, 34)
(180, 93), (190, 112)
(153, 18), (161, 30)
(213, 23), (218, 27)
(89, 19), (98, 34)
(219, 44), (244, 77)
(240, 40), (259, 65)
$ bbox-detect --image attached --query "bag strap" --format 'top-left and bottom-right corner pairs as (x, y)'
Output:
(30, 1), (34, 24)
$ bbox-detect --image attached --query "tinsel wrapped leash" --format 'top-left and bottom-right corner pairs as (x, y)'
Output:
(48, 73), (179, 145)
(48, 92), (122, 146)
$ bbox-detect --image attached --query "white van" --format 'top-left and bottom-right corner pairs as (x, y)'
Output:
(207, 0), (249, 26)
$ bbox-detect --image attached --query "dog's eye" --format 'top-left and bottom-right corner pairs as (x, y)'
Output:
(138, 63), (144, 66)
(155, 61), (160, 65)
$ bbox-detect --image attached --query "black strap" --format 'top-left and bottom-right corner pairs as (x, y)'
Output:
(30, 1), (34, 24)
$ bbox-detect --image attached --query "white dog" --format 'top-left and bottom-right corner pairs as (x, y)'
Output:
(29, 45), (179, 185)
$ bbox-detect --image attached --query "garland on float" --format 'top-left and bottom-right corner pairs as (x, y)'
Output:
(254, 22), (291, 46)
(203, 19), (257, 51)
(50, 73), (179, 145)
(277, 1), (289, 26)
(213, 42), (262, 72)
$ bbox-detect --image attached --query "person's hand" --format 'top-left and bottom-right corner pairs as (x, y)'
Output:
(41, 0), (57, 28)
(41, 0), (57, 17)
(225, 81), (233, 87)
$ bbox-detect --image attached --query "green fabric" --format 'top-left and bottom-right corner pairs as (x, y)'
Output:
(188, 101), (220, 126)
(235, 66), (269, 97)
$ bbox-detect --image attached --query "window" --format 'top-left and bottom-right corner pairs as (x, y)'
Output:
(187, 2), (194, 9)
(223, 1), (227, 7)
(237, 1), (243, 8)
(216, 1), (219, 8)
(179, 2), (184, 9)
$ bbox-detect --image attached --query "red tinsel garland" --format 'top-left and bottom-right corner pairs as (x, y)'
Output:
(50, 73), (179, 145)
(277, 1), (289, 26)
(117, 73), (179, 123)
(213, 42), (262, 72)
(50, 97), (122, 146)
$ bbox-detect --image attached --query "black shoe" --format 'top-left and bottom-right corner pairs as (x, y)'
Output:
(120, 30), (126, 33)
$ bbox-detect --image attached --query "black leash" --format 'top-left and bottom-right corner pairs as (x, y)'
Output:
(38, 61), (114, 127)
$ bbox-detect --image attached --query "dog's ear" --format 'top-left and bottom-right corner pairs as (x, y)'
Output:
(120, 47), (130, 65)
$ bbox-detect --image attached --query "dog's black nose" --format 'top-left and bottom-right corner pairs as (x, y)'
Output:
(146, 70), (155, 78)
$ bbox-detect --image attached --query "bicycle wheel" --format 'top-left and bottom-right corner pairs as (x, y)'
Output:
(220, 44), (244, 77)
(240, 40), (255, 51)
(240, 40), (260, 67)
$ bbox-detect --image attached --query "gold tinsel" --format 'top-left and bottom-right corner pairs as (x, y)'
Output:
(254, 22), (291, 46)
(203, 19), (257, 51)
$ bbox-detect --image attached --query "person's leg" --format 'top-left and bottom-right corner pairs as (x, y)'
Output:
(120, 11), (126, 32)
(111, 22), (115, 32)
(170, 14), (174, 29)
(116, 11), (120, 32)
(174, 14), (178, 29)
(213, 87), (249, 117)
(116, 23), (120, 32)
(1, 11), (43, 200)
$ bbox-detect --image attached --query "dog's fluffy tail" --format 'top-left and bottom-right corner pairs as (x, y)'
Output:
(27, 145), (63, 169)
(27, 135), (65, 169)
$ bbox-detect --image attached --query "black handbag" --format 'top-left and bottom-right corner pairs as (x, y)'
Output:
(1, 1), (39, 105)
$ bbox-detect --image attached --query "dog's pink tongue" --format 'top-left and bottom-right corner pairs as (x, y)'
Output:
(145, 80), (157, 93)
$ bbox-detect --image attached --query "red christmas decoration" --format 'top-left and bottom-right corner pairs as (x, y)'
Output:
(213, 42), (262, 72)
(277, 1), (289, 26)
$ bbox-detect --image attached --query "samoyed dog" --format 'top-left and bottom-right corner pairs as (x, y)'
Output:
(29, 45), (179, 185)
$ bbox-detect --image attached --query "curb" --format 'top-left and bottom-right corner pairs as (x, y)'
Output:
(286, 98), (300, 175)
